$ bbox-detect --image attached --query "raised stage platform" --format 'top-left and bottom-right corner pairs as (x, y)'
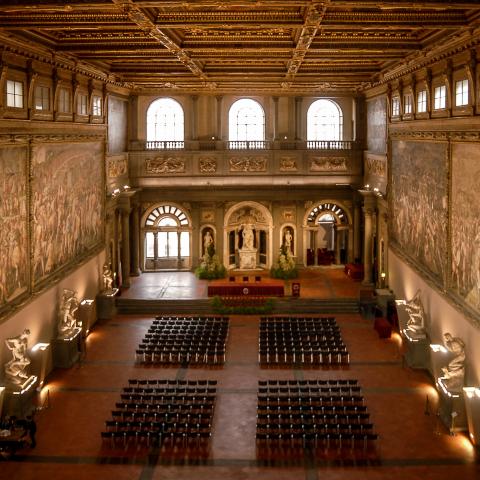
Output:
(207, 276), (284, 297)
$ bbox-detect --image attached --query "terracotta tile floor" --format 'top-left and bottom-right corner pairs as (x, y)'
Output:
(2, 270), (479, 479)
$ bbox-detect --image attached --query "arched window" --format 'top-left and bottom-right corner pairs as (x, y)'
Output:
(228, 98), (265, 149)
(307, 99), (343, 143)
(143, 204), (191, 270)
(146, 98), (184, 149)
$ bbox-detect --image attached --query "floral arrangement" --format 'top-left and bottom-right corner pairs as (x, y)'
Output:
(270, 245), (298, 279)
(211, 296), (275, 315)
(195, 244), (227, 280)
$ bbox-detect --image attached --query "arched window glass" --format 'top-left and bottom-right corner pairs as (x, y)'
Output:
(146, 98), (184, 142)
(228, 99), (265, 142)
(307, 99), (343, 141)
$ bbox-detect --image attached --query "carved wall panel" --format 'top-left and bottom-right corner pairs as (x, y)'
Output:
(0, 144), (29, 308)
(31, 141), (104, 285)
(365, 154), (386, 178)
(391, 140), (448, 282)
(229, 156), (267, 172)
(309, 156), (348, 172)
(145, 157), (185, 174)
(199, 157), (217, 174)
(107, 155), (128, 177)
(279, 156), (298, 172)
(451, 143), (480, 313)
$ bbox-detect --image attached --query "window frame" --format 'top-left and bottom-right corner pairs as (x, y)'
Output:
(34, 84), (50, 111)
(6, 79), (24, 109)
(306, 98), (343, 142)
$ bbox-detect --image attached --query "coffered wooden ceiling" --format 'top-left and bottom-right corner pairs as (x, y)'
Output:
(1, 1), (480, 94)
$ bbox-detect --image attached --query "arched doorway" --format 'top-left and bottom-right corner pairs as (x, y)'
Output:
(303, 201), (351, 266)
(141, 203), (192, 271)
(223, 202), (273, 270)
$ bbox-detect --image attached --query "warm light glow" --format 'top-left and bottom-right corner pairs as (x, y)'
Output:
(381, 272), (386, 278)
(81, 298), (94, 306)
(421, 383), (439, 400)
(0, 386), (5, 393)
(463, 387), (480, 398)
(456, 433), (475, 454)
(391, 332), (403, 348)
(437, 377), (460, 398)
(430, 344), (448, 353)
(13, 375), (38, 395)
(32, 342), (50, 352)
(395, 299), (406, 305)
(123, 185), (130, 190)
(60, 328), (82, 342)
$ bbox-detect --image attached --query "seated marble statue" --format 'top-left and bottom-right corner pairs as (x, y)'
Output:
(440, 332), (465, 392)
(102, 264), (114, 291)
(241, 223), (255, 250)
(58, 289), (80, 339)
(404, 290), (426, 333)
(4, 329), (31, 386)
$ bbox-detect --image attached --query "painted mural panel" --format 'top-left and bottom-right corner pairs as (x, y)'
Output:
(366, 96), (387, 154)
(31, 141), (104, 285)
(391, 140), (448, 282)
(0, 145), (29, 306)
(451, 143), (480, 313)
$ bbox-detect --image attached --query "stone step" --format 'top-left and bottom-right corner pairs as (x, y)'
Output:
(116, 297), (359, 315)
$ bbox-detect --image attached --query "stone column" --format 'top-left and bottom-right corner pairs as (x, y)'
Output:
(121, 208), (131, 287)
(177, 231), (182, 269)
(153, 232), (159, 262)
(191, 95), (198, 140)
(294, 96), (302, 140)
(353, 202), (361, 262)
(360, 191), (376, 285)
(216, 95), (223, 141)
(272, 96), (279, 141)
(131, 205), (140, 276)
(334, 226), (341, 264)
(113, 210), (120, 286)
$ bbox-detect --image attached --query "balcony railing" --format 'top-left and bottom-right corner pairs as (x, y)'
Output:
(306, 140), (353, 150)
(227, 140), (270, 150)
(136, 139), (357, 151)
(146, 141), (184, 150)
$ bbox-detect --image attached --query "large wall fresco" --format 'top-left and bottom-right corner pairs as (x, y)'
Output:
(390, 140), (448, 282)
(451, 143), (480, 313)
(31, 141), (104, 285)
(366, 95), (387, 154)
(0, 144), (29, 307)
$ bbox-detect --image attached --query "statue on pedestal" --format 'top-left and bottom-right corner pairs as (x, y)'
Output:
(102, 264), (114, 292)
(4, 329), (31, 385)
(440, 333), (465, 393)
(404, 290), (426, 335)
(241, 223), (255, 250)
(58, 289), (80, 339)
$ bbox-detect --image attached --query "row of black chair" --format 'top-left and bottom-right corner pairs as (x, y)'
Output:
(102, 379), (217, 450)
(259, 317), (349, 367)
(255, 380), (377, 453)
(137, 317), (229, 366)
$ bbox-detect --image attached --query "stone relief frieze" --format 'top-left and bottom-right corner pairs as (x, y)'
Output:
(365, 155), (386, 177)
(279, 156), (298, 172)
(199, 157), (217, 174)
(309, 157), (348, 172)
(229, 207), (267, 225)
(201, 210), (215, 223)
(145, 157), (185, 174)
(229, 156), (267, 172)
(282, 208), (295, 222)
(107, 157), (128, 177)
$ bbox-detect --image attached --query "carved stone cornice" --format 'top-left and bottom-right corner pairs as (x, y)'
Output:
(390, 130), (480, 142)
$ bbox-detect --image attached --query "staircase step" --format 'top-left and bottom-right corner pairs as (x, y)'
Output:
(116, 297), (359, 315)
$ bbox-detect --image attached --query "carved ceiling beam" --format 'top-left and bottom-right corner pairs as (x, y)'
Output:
(284, 0), (329, 84)
(109, 0), (210, 83)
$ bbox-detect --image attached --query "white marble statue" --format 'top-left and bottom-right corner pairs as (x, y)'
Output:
(102, 264), (114, 291)
(404, 290), (426, 334)
(241, 223), (254, 250)
(440, 332), (465, 393)
(58, 289), (80, 339)
(284, 228), (293, 255)
(203, 230), (214, 254)
(4, 329), (31, 385)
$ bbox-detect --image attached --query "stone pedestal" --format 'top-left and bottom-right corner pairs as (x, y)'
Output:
(375, 288), (395, 316)
(52, 329), (81, 368)
(0, 387), (5, 419)
(79, 299), (96, 335)
(402, 330), (430, 369)
(463, 387), (480, 446)
(436, 378), (467, 432)
(3, 376), (38, 418)
(96, 288), (119, 320)
(239, 248), (257, 270)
